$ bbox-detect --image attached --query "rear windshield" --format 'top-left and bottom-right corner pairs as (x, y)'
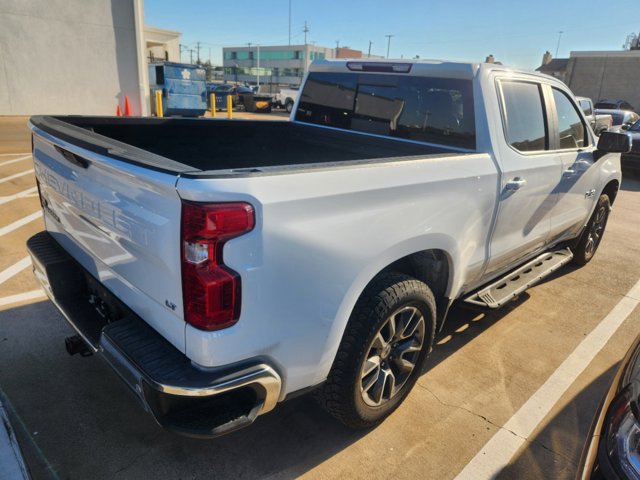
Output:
(295, 72), (476, 150)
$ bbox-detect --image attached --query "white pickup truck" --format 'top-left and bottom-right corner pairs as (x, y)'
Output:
(274, 87), (299, 113)
(27, 59), (630, 438)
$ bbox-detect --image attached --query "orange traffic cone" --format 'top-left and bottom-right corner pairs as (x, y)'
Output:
(116, 105), (123, 116)
(124, 96), (132, 116)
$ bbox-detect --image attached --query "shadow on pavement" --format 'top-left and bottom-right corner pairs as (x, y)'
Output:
(0, 282), (570, 479)
(497, 365), (618, 480)
(0, 300), (367, 479)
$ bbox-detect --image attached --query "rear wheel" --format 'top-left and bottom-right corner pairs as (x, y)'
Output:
(285, 101), (294, 113)
(572, 194), (611, 266)
(317, 273), (436, 429)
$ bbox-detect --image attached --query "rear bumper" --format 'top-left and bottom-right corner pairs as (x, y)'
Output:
(26, 231), (281, 438)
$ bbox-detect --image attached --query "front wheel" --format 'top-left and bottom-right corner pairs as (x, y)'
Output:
(317, 273), (436, 429)
(572, 194), (611, 266)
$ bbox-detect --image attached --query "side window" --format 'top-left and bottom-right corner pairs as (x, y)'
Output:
(552, 89), (586, 149)
(500, 81), (547, 152)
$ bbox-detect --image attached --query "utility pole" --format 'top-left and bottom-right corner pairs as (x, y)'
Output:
(189, 49), (194, 64)
(196, 41), (201, 64)
(555, 31), (564, 58)
(385, 34), (394, 59)
(368, 40), (373, 58)
(257, 44), (260, 88)
(208, 47), (211, 63)
(303, 21), (309, 45)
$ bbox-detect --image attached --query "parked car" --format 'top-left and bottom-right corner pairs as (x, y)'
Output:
(274, 87), (299, 113)
(578, 334), (640, 479)
(577, 96), (613, 135)
(595, 99), (635, 111)
(207, 84), (271, 112)
(595, 109), (640, 130)
(617, 119), (640, 176)
(27, 59), (629, 439)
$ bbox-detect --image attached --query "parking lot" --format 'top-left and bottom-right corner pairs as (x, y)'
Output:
(0, 116), (639, 479)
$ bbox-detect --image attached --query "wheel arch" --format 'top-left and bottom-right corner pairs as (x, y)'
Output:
(601, 179), (619, 205)
(313, 236), (460, 387)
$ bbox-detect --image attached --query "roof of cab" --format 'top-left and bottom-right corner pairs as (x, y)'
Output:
(309, 58), (550, 82)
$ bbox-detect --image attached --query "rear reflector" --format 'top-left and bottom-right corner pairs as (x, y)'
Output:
(181, 201), (255, 331)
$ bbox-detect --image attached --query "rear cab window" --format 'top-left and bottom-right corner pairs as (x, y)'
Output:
(498, 78), (589, 153)
(295, 72), (476, 150)
(499, 81), (548, 152)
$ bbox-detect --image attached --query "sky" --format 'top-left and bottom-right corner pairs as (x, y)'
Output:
(144, 0), (639, 70)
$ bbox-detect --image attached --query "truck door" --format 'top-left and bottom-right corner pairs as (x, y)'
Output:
(484, 78), (562, 277)
(546, 87), (600, 242)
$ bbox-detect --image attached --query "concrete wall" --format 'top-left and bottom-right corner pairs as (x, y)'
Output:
(566, 51), (640, 110)
(0, 0), (147, 115)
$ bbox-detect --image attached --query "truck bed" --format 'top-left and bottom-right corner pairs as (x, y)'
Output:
(31, 116), (454, 174)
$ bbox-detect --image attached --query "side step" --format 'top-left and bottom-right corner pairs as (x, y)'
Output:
(464, 248), (573, 308)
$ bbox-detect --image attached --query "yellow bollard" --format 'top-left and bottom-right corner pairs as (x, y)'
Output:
(226, 95), (233, 119)
(155, 90), (163, 118)
(210, 93), (216, 118)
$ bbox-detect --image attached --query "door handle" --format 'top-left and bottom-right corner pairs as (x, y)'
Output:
(563, 168), (576, 176)
(505, 177), (527, 191)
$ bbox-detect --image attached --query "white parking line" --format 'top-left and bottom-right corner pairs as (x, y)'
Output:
(455, 278), (640, 480)
(0, 290), (46, 308)
(0, 169), (34, 185)
(0, 155), (31, 167)
(0, 187), (38, 206)
(0, 211), (42, 238)
(0, 152), (30, 157)
(0, 257), (32, 286)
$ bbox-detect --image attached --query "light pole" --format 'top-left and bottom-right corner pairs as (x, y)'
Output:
(385, 34), (394, 59)
(555, 31), (563, 58)
(257, 44), (260, 89)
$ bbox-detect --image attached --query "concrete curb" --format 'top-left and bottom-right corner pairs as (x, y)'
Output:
(0, 399), (29, 480)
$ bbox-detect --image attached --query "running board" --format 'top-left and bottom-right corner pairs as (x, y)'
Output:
(464, 249), (574, 309)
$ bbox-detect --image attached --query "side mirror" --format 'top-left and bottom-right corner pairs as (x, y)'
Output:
(621, 124), (631, 130)
(597, 131), (632, 153)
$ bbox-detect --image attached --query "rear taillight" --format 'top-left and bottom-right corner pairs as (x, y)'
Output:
(181, 201), (255, 331)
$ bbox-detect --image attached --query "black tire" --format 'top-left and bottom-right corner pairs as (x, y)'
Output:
(317, 272), (436, 429)
(285, 101), (293, 113)
(572, 194), (611, 266)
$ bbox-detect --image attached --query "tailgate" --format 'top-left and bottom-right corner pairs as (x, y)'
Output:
(30, 121), (187, 352)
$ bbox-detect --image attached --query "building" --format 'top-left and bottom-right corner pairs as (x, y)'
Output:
(335, 47), (363, 59)
(0, 0), (151, 116)
(145, 25), (181, 63)
(536, 49), (640, 109)
(535, 51), (569, 83)
(222, 44), (336, 89)
(564, 50), (640, 109)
